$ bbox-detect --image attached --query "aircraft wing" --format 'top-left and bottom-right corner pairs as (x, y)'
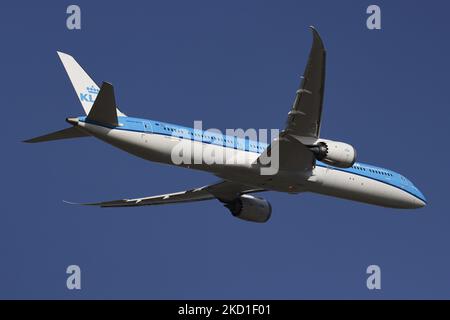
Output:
(255, 27), (325, 173)
(65, 180), (264, 207)
(257, 131), (315, 173)
(285, 26), (326, 138)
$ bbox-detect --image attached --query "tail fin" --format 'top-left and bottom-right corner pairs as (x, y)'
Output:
(57, 51), (126, 116)
(23, 126), (89, 143)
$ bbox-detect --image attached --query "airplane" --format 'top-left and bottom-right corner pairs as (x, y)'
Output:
(25, 27), (426, 223)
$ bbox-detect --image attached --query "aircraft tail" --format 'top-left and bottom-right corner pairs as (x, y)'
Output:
(23, 81), (120, 143)
(23, 53), (126, 143)
(57, 51), (125, 116)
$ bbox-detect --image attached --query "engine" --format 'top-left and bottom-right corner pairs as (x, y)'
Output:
(224, 195), (272, 223)
(308, 139), (356, 168)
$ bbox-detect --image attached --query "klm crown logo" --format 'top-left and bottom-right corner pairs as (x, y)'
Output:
(80, 85), (99, 103)
(86, 86), (99, 94)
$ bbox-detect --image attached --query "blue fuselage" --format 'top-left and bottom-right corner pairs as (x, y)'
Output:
(77, 115), (426, 205)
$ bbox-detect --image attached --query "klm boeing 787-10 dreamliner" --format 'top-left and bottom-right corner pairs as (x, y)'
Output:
(25, 27), (426, 223)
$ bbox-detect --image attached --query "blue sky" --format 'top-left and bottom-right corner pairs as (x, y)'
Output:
(1, 0), (449, 298)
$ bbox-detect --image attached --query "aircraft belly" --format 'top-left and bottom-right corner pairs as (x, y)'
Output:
(309, 166), (420, 208)
(79, 123), (258, 173)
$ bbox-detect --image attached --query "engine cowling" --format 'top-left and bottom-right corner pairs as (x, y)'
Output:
(308, 139), (356, 168)
(225, 195), (272, 223)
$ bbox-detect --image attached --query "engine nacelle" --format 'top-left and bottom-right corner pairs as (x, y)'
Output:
(225, 195), (272, 223)
(308, 139), (356, 168)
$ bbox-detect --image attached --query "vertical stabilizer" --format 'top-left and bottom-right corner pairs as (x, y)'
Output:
(57, 51), (126, 117)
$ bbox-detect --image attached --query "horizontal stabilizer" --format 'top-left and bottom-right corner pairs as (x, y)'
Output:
(23, 126), (89, 143)
(86, 82), (119, 127)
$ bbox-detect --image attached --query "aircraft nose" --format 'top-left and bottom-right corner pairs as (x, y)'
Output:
(413, 197), (426, 208)
(411, 186), (426, 209)
(414, 186), (427, 208)
(397, 184), (426, 209)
